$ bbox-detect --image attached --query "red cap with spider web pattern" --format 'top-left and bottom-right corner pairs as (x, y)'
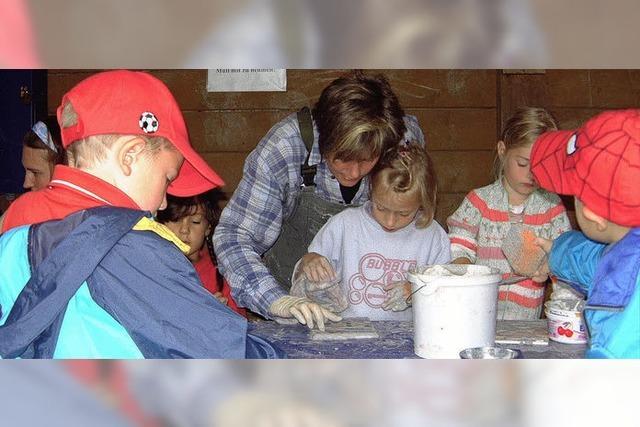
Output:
(530, 109), (640, 227)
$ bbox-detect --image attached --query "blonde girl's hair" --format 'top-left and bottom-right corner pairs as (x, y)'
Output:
(495, 107), (558, 179)
(370, 143), (437, 228)
(60, 100), (173, 169)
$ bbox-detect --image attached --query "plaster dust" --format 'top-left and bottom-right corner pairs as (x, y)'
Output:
(412, 264), (498, 278)
(310, 318), (380, 341)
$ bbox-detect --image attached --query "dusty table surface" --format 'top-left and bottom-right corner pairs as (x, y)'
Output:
(249, 319), (586, 359)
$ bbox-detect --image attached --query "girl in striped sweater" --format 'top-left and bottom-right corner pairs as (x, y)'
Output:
(447, 107), (571, 320)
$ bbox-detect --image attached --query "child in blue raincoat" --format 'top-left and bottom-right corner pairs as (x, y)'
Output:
(0, 70), (280, 359)
(531, 109), (640, 358)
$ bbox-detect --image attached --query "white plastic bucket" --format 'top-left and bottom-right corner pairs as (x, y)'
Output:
(408, 265), (501, 359)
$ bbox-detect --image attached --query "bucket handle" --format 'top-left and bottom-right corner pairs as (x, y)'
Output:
(407, 273), (509, 305)
(405, 281), (439, 305)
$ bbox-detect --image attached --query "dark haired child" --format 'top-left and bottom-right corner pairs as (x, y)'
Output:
(157, 193), (246, 317)
(21, 118), (66, 191)
(531, 109), (640, 358)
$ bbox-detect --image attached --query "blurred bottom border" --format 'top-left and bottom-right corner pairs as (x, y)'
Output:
(0, 359), (638, 427)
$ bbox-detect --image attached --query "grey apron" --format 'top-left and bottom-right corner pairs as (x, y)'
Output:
(263, 186), (348, 290)
(263, 107), (351, 290)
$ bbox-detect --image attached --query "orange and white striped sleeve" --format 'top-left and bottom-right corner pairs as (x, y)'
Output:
(446, 191), (482, 263)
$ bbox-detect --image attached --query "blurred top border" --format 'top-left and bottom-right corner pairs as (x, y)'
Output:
(2, 0), (640, 68)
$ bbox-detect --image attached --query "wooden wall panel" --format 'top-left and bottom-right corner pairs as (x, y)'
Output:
(48, 70), (499, 214)
(378, 69), (497, 108)
(48, 69), (631, 229)
(589, 70), (640, 108)
(49, 69), (498, 112)
(200, 152), (251, 193)
(47, 71), (93, 111)
(497, 69), (640, 225)
(184, 110), (290, 152)
(499, 70), (640, 128)
(435, 193), (467, 231)
(410, 109), (496, 151)
(432, 151), (495, 194)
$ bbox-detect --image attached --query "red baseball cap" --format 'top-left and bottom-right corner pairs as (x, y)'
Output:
(56, 70), (224, 196)
(530, 109), (640, 227)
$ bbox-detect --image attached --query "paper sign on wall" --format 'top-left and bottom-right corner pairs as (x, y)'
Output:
(207, 69), (287, 92)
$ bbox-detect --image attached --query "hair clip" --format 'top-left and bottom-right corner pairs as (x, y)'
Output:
(397, 146), (411, 159)
(32, 121), (58, 153)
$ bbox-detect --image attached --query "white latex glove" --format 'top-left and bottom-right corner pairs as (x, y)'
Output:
(382, 281), (411, 312)
(269, 296), (342, 331)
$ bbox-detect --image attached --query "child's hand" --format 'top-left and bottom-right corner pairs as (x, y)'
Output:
(531, 270), (549, 284)
(213, 292), (228, 305)
(382, 281), (411, 312)
(531, 237), (553, 282)
(535, 237), (553, 254)
(300, 252), (336, 283)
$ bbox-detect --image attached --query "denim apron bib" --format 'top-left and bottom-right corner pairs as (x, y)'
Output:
(263, 107), (352, 289)
(263, 186), (348, 289)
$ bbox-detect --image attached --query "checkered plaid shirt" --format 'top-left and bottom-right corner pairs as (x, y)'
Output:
(213, 112), (425, 317)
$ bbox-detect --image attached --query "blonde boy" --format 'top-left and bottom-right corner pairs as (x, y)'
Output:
(531, 109), (640, 358)
(0, 70), (279, 358)
(2, 70), (222, 230)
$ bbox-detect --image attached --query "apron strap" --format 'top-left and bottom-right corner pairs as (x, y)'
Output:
(297, 107), (317, 187)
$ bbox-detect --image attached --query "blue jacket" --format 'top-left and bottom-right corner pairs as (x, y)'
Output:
(550, 230), (640, 358)
(0, 207), (281, 359)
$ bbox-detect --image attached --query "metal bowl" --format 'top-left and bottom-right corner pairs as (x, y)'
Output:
(459, 347), (523, 359)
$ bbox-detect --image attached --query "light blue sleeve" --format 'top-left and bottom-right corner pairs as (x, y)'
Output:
(0, 226), (32, 326)
(549, 231), (607, 294)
